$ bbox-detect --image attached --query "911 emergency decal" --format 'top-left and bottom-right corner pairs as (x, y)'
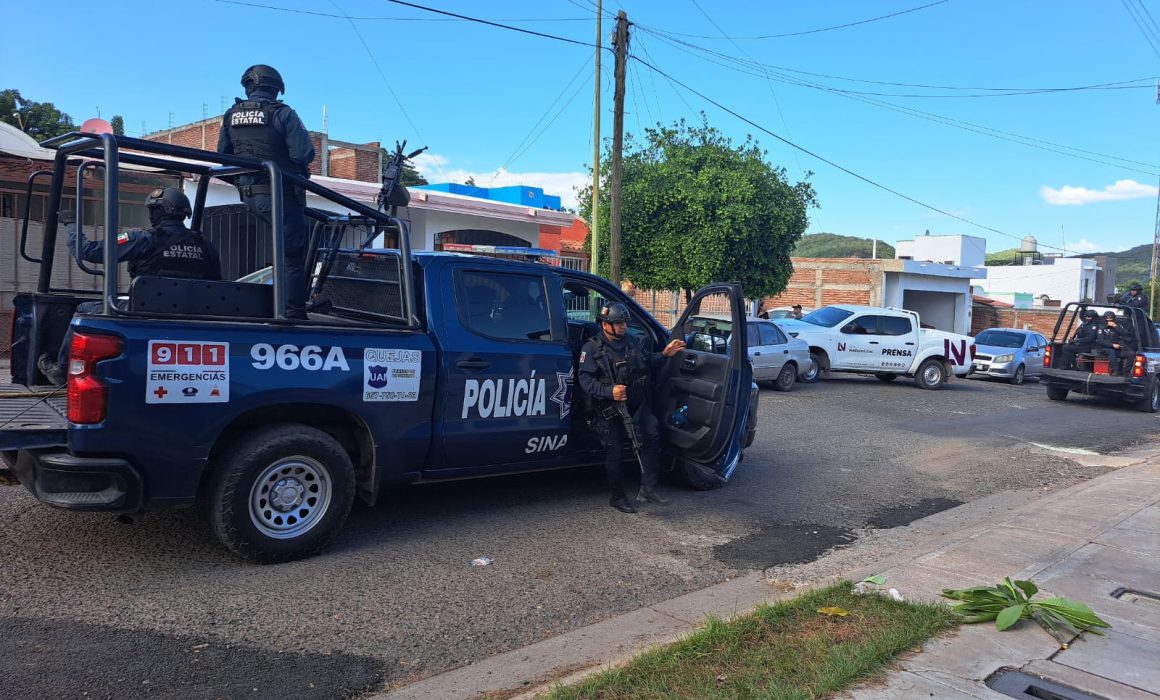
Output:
(146, 340), (229, 404)
(363, 348), (422, 402)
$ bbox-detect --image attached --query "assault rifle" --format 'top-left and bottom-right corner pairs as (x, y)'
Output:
(601, 357), (646, 472)
(358, 140), (427, 251)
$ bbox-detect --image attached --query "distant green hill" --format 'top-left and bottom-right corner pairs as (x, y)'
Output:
(989, 243), (1153, 290)
(794, 233), (895, 259)
(1081, 244), (1151, 289)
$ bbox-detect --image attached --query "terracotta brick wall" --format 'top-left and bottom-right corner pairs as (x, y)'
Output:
(971, 305), (1061, 336)
(760, 257), (889, 310)
(144, 122), (376, 182)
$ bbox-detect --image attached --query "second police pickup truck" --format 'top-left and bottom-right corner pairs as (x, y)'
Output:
(0, 134), (758, 562)
(777, 304), (975, 389)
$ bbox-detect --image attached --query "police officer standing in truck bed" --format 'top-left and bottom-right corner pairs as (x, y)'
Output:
(218, 64), (315, 319)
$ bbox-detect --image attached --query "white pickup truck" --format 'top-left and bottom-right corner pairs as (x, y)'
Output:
(776, 304), (975, 390)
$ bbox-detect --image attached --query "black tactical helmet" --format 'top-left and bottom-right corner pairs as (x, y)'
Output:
(597, 302), (632, 324)
(241, 64), (285, 94)
(1131, 283), (1143, 292)
(145, 187), (192, 218)
(1103, 311), (1117, 322)
(1081, 308), (1097, 321)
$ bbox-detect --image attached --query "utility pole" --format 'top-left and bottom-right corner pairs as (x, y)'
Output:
(1150, 178), (1159, 318)
(609, 10), (629, 286)
(590, 0), (603, 276)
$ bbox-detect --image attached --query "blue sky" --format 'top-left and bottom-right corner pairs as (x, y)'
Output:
(5, 0), (1160, 256)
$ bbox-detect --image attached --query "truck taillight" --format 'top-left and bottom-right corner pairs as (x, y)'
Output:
(1133, 354), (1146, 379)
(1044, 346), (1052, 368)
(67, 332), (124, 424)
(970, 344), (977, 360)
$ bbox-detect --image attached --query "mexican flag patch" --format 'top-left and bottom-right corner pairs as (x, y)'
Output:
(116, 232), (130, 245)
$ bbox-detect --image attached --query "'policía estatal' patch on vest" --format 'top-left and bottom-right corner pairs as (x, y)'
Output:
(230, 110), (267, 127)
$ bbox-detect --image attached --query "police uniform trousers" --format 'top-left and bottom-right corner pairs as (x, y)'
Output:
(243, 192), (309, 319)
(603, 402), (663, 499)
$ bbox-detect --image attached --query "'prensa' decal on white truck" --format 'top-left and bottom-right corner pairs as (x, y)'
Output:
(776, 305), (975, 390)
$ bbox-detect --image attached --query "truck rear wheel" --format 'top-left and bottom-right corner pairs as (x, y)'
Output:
(1137, 379), (1160, 413)
(915, 358), (946, 390)
(209, 424), (356, 564)
(1046, 385), (1069, 401)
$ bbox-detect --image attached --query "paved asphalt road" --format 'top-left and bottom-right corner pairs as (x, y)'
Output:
(2, 373), (1158, 698)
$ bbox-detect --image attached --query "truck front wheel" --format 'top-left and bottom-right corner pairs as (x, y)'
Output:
(915, 358), (946, 390)
(209, 424), (356, 564)
(1046, 385), (1069, 401)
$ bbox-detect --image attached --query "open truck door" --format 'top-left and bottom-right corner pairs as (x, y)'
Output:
(663, 283), (754, 490)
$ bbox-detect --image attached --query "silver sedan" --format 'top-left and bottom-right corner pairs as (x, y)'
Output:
(746, 318), (814, 391)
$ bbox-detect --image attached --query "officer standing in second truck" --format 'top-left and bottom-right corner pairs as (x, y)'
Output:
(218, 64), (315, 319)
(579, 302), (686, 513)
(1121, 283), (1149, 312)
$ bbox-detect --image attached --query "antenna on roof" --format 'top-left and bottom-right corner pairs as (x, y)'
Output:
(203, 103), (208, 120)
(140, 120), (147, 136)
(322, 105), (328, 134)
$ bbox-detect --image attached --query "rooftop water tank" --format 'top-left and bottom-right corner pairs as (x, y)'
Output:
(1020, 235), (1038, 253)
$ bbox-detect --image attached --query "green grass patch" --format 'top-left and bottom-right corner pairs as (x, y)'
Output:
(542, 582), (957, 700)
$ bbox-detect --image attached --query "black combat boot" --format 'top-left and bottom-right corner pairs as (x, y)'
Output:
(610, 494), (638, 513)
(636, 488), (669, 505)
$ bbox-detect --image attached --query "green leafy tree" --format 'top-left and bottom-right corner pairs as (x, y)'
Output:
(0, 88), (75, 140)
(400, 161), (427, 186)
(579, 118), (816, 300)
(110, 115), (125, 136)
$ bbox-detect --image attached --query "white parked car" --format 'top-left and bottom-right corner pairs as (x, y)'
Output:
(745, 318), (813, 391)
(777, 305), (976, 390)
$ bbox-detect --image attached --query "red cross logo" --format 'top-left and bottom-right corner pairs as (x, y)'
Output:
(153, 386), (168, 399)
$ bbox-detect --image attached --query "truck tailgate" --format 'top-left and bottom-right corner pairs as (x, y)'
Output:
(0, 384), (68, 450)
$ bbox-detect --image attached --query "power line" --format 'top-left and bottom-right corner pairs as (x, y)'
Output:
(688, 0), (804, 176)
(490, 58), (594, 182)
(326, 0), (448, 181)
(640, 28), (1160, 175)
(636, 0), (952, 40)
(633, 33), (700, 121)
(629, 54), (1087, 255)
(1121, 0), (1160, 61)
(382, 0), (599, 48)
(212, 0), (588, 22)
(641, 26), (1156, 98)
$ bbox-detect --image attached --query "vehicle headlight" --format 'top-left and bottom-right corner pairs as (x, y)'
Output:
(994, 354), (1015, 363)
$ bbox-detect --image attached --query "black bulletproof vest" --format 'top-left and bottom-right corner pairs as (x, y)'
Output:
(593, 337), (651, 411)
(129, 226), (216, 279)
(224, 98), (296, 174)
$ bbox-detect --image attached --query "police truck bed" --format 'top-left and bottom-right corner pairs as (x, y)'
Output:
(0, 383), (68, 451)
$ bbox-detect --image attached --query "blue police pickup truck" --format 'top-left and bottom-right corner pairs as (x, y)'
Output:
(0, 134), (758, 562)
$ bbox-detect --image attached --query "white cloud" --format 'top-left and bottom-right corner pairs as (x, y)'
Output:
(1040, 179), (1158, 206)
(1066, 238), (1102, 253)
(411, 152), (587, 210)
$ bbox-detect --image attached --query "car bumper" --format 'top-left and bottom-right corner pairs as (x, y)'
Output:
(9, 449), (143, 511)
(971, 360), (1016, 378)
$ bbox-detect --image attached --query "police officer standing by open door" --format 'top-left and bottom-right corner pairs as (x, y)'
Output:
(218, 64), (315, 319)
(579, 302), (686, 513)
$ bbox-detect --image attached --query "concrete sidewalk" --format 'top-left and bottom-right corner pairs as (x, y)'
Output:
(378, 458), (1160, 700)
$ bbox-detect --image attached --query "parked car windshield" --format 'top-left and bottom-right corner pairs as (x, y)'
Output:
(975, 330), (1025, 348)
(800, 306), (854, 328)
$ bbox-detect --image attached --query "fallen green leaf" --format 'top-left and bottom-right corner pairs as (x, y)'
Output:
(996, 604), (1027, 631)
(861, 574), (886, 585)
(817, 606), (849, 617)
